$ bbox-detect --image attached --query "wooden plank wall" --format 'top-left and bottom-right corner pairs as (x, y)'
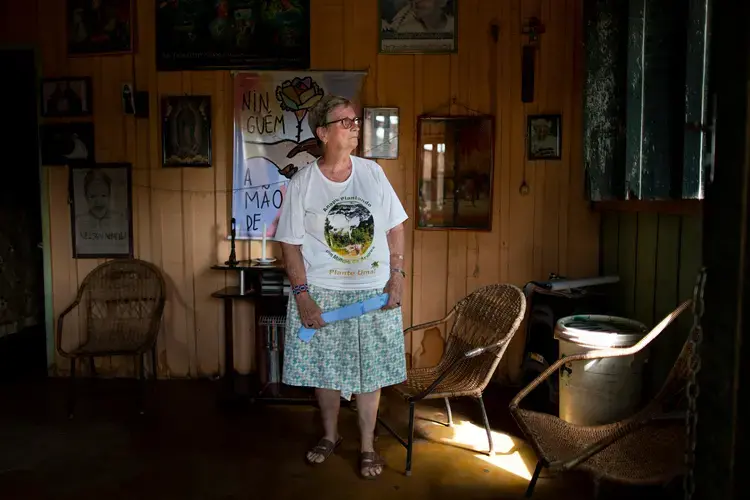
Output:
(600, 210), (703, 391)
(3, 0), (600, 380)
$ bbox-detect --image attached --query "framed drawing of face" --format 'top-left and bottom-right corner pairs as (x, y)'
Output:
(69, 162), (133, 258)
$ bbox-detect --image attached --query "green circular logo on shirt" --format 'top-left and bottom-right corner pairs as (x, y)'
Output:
(324, 200), (375, 262)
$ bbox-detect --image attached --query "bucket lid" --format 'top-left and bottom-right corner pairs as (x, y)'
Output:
(555, 315), (648, 348)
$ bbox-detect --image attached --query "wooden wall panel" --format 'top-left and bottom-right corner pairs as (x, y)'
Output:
(600, 211), (703, 393)
(4, 0), (600, 382)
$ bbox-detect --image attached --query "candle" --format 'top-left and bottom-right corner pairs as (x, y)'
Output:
(261, 222), (267, 260)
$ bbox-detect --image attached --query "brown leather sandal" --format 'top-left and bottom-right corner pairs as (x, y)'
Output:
(305, 436), (343, 465)
(360, 451), (385, 479)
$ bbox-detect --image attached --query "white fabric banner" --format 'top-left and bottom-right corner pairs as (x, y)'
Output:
(231, 71), (365, 239)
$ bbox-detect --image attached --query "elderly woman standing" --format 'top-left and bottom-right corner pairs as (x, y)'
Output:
(274, 95), (408, 479)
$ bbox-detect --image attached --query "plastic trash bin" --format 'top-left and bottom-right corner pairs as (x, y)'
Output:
(555, 314), (649, 426)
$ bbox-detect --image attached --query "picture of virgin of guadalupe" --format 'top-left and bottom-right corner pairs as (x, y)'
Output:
(162, 96), (212, 167)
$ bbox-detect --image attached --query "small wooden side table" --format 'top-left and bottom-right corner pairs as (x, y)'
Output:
(210, 260), (316, 407)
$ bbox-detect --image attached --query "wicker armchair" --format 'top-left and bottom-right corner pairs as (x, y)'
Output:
(378, 283), (526, 476)
(56, 259), (166, 417)
(510, 299), (694, 497)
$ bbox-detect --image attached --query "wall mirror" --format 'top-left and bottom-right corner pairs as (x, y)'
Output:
(416, 115), (494, 230)
(362, 106), (399, 159)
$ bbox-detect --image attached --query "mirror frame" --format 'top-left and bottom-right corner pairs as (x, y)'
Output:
(415, 114), (495, 231)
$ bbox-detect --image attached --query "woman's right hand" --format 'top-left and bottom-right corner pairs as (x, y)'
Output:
(297, 293), (325, 329)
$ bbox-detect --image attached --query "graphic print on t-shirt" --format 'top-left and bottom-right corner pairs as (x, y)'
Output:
(323, 196), (375, 264)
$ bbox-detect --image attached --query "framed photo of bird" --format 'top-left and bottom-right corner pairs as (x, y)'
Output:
(39, 123), (95, 166)
(161, 95), (213, 167)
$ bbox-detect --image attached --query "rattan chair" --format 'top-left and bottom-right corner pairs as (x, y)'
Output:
(510, 299), (695, 497)
(378, 283), (526, 476)
(56, 259), (166, 417)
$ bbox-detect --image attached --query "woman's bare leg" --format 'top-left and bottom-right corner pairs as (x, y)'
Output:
(307, 388), (341, 463)
(355, 389), (383, 477)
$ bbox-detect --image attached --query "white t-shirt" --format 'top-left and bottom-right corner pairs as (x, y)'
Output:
(274, 156), (408, 291)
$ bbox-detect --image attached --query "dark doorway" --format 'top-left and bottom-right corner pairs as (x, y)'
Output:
(0, 48), (47, 382)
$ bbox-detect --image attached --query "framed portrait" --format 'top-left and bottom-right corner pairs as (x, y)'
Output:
(362, 107), (399, 159)
(40, 123), (95, 166)
(416, 115), (495, 231)
(66, 0), (134, 56)
(161, 96), (212, 167)
(527, 114), (562, 160)
(155, 0), (310, 71)
(40, 77), (93, 117)
(379, 0), (457, 54)
(69, 162), (133, 259)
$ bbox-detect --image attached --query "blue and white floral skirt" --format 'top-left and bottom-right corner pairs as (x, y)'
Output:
(283, 284), (407, 400)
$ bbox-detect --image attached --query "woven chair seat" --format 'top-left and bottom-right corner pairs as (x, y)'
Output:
(393, 363), (489, 400)
(71, 336), (148, 355)
(514, 408), (685, 484)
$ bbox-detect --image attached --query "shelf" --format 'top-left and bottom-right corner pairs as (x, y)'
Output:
(211, 286), (257, 300)
(211, 260), (285, 272)
(592, 200), (703, 215)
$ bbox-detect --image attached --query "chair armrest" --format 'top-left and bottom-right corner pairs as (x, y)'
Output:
(463, 340), (505, 358)
(403, 309), (456, 336)
(410, 339), (505, 402)
(56, 300), (80, 358)
(510, 299), (692, 410)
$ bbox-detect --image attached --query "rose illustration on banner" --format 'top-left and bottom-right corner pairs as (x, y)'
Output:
(275, 77), (325, 142)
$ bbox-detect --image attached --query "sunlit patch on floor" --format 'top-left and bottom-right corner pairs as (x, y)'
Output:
(423, 419), (532, 480)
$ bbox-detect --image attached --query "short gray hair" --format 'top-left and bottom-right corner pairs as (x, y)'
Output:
(307, 95), (353, 144)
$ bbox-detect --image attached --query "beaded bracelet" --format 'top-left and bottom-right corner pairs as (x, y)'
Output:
(292, 284), (309, 296)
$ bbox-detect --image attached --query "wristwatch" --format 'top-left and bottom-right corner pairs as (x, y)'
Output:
(391, 267), (406, 278)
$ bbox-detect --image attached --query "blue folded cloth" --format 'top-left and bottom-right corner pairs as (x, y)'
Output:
(298, 293), (390, 342)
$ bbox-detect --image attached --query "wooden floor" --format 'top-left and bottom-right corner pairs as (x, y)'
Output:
(0, 379), (680, 500)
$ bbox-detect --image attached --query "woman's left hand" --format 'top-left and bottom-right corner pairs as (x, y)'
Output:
(383, 272), (404, 310)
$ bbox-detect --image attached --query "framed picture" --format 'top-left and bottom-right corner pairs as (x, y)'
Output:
(379, 0), (457, 54)
(155, 0), (310, 71)
(40, 123), (95, 165)
(40, 77), (92, 117)
(66, 0), (134, 56)
(362, 107), (399, 159)
(161, 96), (212, 167)
(527, 114), (562, 160)
(416, 115), (495, 231)
(69, 162), (133, 259)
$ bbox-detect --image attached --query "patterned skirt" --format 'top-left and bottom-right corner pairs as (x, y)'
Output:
(282, 284), (407, 400)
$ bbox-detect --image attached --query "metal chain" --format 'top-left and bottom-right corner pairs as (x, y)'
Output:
(684, 267), (707, 500)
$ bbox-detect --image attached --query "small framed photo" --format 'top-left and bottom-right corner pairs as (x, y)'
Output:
(527, 114), (562, 160)
(362, 107), (399, 159)
(161, 96), (212, 167)
(379, 0), (457, 54)
(69, 162), (133, 259)
(66, 0), (134, 56)
(40, 77), (93, 117)
(40, 123), (95, 165)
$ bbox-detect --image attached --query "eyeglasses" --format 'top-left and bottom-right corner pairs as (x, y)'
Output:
(325, 117), (362, 129)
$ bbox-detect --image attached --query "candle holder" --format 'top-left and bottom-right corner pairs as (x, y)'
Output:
(226, 217), (239, 267)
